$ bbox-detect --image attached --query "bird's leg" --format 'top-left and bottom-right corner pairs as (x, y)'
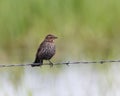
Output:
(48, 60), (53, 67)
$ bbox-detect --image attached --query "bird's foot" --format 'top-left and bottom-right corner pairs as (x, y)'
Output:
(31, 63), (42, 67)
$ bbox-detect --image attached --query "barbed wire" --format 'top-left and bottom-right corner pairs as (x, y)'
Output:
(0, 60), (120, 68)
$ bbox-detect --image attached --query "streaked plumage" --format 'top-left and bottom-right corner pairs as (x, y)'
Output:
(31, 34), (57, 67)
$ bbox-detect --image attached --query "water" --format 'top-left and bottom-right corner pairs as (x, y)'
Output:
(0, 64), (120, 96)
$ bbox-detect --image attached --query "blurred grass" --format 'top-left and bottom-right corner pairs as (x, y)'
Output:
(0, 0), (120, 64)
(0, 0), (120, 90)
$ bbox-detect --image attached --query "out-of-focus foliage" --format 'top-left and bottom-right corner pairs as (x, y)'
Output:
(0, 0), (120, 63)
(0, 0), (120, 93)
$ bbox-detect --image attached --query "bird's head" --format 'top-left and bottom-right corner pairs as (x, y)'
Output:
(45, 34), (58, 42)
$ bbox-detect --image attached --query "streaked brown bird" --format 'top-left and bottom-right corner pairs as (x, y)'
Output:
(31, 34), (58, 67)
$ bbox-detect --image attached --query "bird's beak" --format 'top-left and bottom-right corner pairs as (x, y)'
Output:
(54, 36), (58, 39)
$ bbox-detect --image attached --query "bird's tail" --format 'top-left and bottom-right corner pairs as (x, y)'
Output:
(31, 59), (43, 67)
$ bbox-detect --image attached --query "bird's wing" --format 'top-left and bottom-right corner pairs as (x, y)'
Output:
(35, 41), (45, 58)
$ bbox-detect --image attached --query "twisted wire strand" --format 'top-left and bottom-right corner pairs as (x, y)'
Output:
(0, 60), (120, 68)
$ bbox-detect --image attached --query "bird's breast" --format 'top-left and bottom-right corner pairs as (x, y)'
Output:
(42, 42), (56, 59)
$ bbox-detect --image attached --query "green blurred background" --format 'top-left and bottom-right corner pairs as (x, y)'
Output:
(0, 0), (120, 96)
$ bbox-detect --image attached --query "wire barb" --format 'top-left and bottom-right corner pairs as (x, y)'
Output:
(65, 61), (70, 66)
(0, 60), (120, 68)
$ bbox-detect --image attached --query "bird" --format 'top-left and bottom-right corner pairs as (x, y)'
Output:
(31, 34), (58, 67)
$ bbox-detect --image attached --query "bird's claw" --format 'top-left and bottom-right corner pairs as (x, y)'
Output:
(31, 63), (42, 67)
(49, 63), (53, 67)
